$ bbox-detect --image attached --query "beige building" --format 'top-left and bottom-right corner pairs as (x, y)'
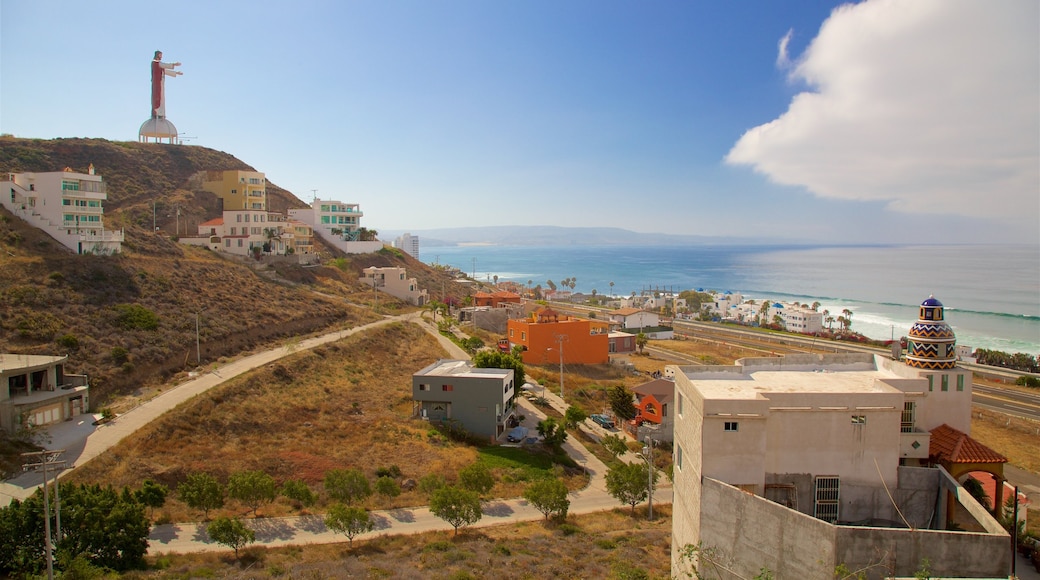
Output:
(360, 266), (428, 306)
(202, 170), (267, 211)
(669, 297), (1010, 579)
(1, 354), (90, 435)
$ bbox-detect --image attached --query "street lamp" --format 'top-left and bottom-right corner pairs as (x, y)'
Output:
(641, 433), (656, 521)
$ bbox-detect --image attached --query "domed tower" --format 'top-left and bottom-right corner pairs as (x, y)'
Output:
(905, 295), (957, 370)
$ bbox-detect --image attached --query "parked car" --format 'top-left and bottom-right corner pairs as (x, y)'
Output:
(590, 414), (615, 430)
(506, 426), (529, 442)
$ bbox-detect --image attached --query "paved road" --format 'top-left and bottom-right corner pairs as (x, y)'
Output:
(2, 312), (426, 505)
(973, 383), (1040, 422)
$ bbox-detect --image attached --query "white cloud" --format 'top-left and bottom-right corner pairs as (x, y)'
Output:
(727, 0), (1039, 225)
(776, 29), (793, 69)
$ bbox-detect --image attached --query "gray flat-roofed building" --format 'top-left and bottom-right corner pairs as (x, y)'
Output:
(1, 354), (90, 434)
(413, 360), (515, 442)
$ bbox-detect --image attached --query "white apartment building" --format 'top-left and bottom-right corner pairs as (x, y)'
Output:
(1, 167), (123, 254)
(360, 266), (428, 306)
(288, 199), (382, 254)
(668, 297), (1010, 579)
(393, 232), (420, 259)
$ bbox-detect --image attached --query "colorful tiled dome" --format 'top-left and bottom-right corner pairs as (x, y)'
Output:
(905, 295), (957, 370)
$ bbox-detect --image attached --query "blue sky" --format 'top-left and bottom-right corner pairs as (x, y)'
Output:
(2, 0), (1037, 244)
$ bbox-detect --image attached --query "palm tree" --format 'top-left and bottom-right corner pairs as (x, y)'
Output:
(842, 308), (854, 332)
(811, 301), (821, 311)
(609, 281), (615, 297)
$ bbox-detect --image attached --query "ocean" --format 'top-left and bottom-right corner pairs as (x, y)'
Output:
(418, 244), (1040, 356)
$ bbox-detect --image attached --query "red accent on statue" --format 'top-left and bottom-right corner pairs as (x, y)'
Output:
(151, 59), (162, 117)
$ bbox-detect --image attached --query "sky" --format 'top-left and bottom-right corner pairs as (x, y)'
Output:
(1, 0), (1037, 244)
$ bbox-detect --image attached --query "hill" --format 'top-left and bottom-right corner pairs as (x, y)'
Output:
(0, 137), (471, 406)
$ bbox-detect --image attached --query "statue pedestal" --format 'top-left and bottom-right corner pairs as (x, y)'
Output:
(139, 118), (179, 143)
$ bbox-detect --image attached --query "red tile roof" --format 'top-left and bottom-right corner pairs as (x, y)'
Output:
(929, 424), (1007, 464)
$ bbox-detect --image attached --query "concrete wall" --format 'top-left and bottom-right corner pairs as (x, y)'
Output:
(834, 524), (1009, 579)
(414, 365), (513, 440)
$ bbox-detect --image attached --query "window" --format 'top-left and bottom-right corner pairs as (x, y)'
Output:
(927, 375), (934, 391)
(814, 476), (840, 523)
(442, 384), (453, 392)
(237, 239), (243, 247)
(678, 393), (683, 416)
(419, 384), (430, 391)
(724, 421), (738, 432)
(521, 332), (526, 341)
(509, 329), (514, 338)
(661, 403), (667, 418)
(230, 227), (236, 235)
(851, 415), (866, 425)
(676, 445), (683, 471)
(941, 375), (949, 392)
(237, 214), (242, 222)
(901, 402), (916, 433)
(478, 406), (488, 413)
(957, 375), (964, 391)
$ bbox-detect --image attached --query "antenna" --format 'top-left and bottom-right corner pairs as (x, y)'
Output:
(311, 189), (318, 204)
(177, 133), (196, 144)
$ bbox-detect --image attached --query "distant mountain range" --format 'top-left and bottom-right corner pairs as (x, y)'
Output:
(378, 225), (783, 247)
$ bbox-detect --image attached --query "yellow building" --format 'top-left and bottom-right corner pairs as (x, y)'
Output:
(203, 170), (267, 211)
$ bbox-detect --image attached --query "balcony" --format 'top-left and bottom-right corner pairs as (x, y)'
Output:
(899, 428), (930, 459)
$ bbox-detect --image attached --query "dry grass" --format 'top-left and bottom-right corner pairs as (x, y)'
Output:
(138, 508), (673, 580)
(68, 322), (584, 522)
(970, 408), (1040, 475)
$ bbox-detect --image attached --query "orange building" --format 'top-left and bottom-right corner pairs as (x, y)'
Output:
(473, 291), (522, 308)
(507, 307), (609, 365)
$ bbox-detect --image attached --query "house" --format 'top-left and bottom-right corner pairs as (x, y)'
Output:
(181, 211), (315, 258)
(608, 307), (659, 331)
(608, 331), (637, 355)
(1, 167), (124, 255)
(412, 360), (515, 442)
(473, 291), (522, 308)
(1, 354), (90, 435)
(507, 307), (609, 365)
(202, 170), (267, 211)
(630, 378), (675, 442)
(669, 296), (1010, 579)
(288, 199), (382, 254)
(360, 266), (428, 306)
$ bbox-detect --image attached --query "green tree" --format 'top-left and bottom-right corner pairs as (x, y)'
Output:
(325, 503), (374, 547)
(458, 462), (495, 497)
(324, 468), (372, 505)
(206, 516), (255, 559)
(537, 417), (568, 450)
(472, 350), (526, 389)
(280, 479), (317, 507)
(375, 476), (402, 506)
(608, 384), (638, 421)
(134, 479), (168, 519)
(606, 462), (655, 514)
(113, 304), (159, 331)
(419, 473), (446, 495)
(228, 470), (277, 517)
(523, 477), (570, 520)
(602, 434), (630, 458)
(54, 484), (151, 572)
(429, 486), (482, 536)
(636, 332), (649, 354)
(564, 405), (588, 429)
(178, 473), (224, 520)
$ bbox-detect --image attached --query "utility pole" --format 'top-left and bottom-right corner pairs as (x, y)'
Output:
(195, 311), (201, 366)
(554, 334), (567, 400)
(152, 200), (156, 233)
(641, 434), (655, 521)
(22, 450), (67, 580)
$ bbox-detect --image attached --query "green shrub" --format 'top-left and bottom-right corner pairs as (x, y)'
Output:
(557, 523), (581, 536)
(376, 465), (402, 479)
(1015, 376), (1040, 388)
(423, 540), (454, 553)
(15, 312), (62, 340)
(111, 346), (130, 365)
(57, 334), (80, 350)
(114, 303), (159, 331)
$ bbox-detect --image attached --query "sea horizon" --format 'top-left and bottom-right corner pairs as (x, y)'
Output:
(419, 242), (1040, 356)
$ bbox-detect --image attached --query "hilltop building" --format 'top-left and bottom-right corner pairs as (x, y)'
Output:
(412, 359), (515, 442)
(288, 199), (382, 254)
(360, 267), (428, 306)
(507, 307), (609, 365)
(182, 210), (314, 258)
(202, 170), (268, 211)
(1, 354), (90, 435)
(668, 296), (1010, 579)
(393, 232), (420, 259)
(1, 167), (124, 254)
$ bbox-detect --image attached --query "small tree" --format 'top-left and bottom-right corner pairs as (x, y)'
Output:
(458, 462), (495, 497)
(325, 503), (374, 547)
(375, 476), (402, 506)
(605, 462), (655, 514)
(178, 472), (224, 520)
(324, 468), (372, 505)
(523, 477), (570, 521)
(207, 516), (255, 559)
(537, 417), (568, 450)
(636, 332), (649, 354)
(135, 479), (168, 519)
(429, 486), (482, 536)
(608, 384), (638, 422)
(563, 405), (588, 429)
(280, 479), (317, 507)
(228, 470), (277, 517)
(419, 473), (446, 495)
(602, 434), (630, 459)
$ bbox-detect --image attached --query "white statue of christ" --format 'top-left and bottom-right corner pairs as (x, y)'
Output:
(150, 50), (182, 119)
